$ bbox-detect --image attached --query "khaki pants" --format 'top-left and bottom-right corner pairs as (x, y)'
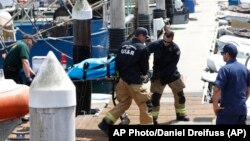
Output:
(108, 78), (152, 124)
(150, 77), (186, 117)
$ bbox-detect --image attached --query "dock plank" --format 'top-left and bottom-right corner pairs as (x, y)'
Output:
(9, 93), (214, 141)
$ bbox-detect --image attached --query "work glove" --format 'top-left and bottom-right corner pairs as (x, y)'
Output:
(25, 77), (33, 86)
(141, 75), (149, 83)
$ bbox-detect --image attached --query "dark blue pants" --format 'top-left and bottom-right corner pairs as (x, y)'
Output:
(216, 114), (246, 125)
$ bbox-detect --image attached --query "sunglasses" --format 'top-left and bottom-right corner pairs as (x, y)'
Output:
(163, 40), (172, 44)
(165, 34), (172, 38)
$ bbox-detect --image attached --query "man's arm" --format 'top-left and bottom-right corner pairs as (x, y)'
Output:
(140, 48), (149, 75)
(212, 86), (223, 116)
(247, 86), (250, 100)
(22, 59), (35, 78)
(1, 53), (7, 59)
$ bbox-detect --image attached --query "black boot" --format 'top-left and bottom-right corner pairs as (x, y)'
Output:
(146, 100), (153, 113)
(153, 117), (158, 125)
(176, 114), (190, 121)
(98, 118), (113, 135)
(118, 113), (130, 125)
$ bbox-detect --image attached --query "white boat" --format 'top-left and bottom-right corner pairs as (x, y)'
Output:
(216, 35), (250, 58)
(0, 77), (29, 140)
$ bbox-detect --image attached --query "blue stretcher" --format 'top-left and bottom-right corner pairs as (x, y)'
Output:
(67, 55), (116, 80)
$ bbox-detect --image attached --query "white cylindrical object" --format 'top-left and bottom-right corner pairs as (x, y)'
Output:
(72, 0), (92, 20)
(29, 107), (75, 141)
(29, 51), (76, 141)
(156, 0), (165, 10)
(0, 69), (5, 80)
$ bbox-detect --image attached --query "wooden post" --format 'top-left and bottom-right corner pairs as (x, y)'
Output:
(156, 0), (166, 10)
(72, 0), (92, 115)
(154, 0), (166, 19)
(110, 0), (125, 29)
(109, 0), (126, 53)
(153, 0), (167, 40)
(137, 0), (150, 15)
(137, 0), (151, 34)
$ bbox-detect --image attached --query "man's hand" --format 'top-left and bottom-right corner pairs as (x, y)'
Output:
(213, 105), (224, 116)
(141, 75), (149, 83)
(1, 53), (7, 59)
(213, 86), (223, 116)
(25, 77), (33, 86)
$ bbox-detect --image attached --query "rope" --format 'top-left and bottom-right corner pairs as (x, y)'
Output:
(1, 0), (110, 60)
(13, 22), (74, 59)
(41, 38), (73, 59)
(11, 2), (74, 60)
(33, 19), (73, 37)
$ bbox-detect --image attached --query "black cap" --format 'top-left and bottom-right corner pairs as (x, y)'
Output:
(134, 27), (150, 38)
(221, 43), (238, 55)
(22, 34), (37, 44)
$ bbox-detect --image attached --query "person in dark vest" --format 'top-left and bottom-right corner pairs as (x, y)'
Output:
(98, 27), (152, 135)
(3, 34), (36, 85)
(147, 30), (189, 125)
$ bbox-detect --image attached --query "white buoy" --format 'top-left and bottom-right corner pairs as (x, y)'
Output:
(29, 51), (76, 141)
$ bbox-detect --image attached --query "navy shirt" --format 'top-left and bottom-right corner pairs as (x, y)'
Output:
(147, 40), (180, 84)
(214, 59), (250, 115)
(116, 38), (149, 84)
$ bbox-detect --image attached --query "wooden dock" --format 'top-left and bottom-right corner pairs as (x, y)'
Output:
(74, 93), (215, 141)
(9, 93), (215, 141)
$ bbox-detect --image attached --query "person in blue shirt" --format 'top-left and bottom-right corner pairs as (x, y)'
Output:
(213, 43), (250, 125)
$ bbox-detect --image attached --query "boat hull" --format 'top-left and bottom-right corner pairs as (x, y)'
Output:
(0, 19), (109, 69)
(0, 84), (29, 122)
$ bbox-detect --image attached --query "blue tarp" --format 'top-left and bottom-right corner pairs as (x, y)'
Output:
(67, 56), (115, 80)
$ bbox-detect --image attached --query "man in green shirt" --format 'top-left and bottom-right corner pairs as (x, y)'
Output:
(3, 34), (36, 84)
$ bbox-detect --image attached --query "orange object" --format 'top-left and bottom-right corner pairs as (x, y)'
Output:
(0, 85), (29, 122)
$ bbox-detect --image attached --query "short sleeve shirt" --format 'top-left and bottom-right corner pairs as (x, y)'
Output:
(3, 40), (30, 71)
(214, 59), (250, 115)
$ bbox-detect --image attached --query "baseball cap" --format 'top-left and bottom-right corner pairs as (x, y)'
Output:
(22, 34), (37, 44)
(221, 43), (238, 55)
(134, 27), (150, 38)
